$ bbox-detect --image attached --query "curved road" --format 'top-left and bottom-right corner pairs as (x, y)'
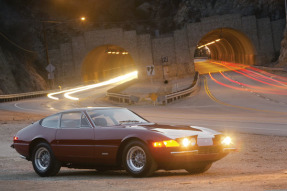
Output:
(1, 59), (286, 136)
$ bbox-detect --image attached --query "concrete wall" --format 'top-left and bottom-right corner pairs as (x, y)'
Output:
(51, 14), (285, 84)
(59, 43), (74, 82)
(137, 34), (153, 79)
(271, 19), (285, 53)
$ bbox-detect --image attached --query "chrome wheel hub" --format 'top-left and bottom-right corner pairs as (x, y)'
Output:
(35, 147), (50, 172)
(126, 146), (146, 172)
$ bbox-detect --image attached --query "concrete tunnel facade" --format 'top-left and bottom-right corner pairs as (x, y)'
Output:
(47, 14), (285, 85)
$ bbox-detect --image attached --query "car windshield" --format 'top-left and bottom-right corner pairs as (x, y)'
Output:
(87, 108), (149, 127)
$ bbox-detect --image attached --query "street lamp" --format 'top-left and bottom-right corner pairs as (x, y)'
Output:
(41, 17), (86, 89)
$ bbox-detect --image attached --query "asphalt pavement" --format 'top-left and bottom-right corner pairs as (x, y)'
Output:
(1, 59), (286, 136)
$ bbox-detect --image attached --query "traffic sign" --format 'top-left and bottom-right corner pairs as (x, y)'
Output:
(146, 65), (155, 76)
(150, 93), (158, 101)
(48, 72), (54, 80)
(46, 64), (55, 73)
(161, 56), (168, 63)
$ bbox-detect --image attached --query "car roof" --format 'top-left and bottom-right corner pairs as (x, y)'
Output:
(59, 107), (124, 113)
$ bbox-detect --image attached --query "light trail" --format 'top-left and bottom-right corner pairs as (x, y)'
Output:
(218, 72), (287, 95)
(204, 76), (287, 114)
(64, 71), (138, 100)
(221, 61), (287, 86)
(220, 61), (287, 82)
(47, 71), (138, 101)
(211, 61), (287, 89)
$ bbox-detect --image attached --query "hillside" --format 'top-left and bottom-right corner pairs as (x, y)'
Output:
(0, 0), (285, 94)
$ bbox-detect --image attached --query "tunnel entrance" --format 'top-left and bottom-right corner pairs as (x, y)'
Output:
(194, 28), (255, 65)
(81, 45), (136, 83)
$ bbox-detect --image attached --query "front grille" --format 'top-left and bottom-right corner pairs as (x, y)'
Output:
(198, 146), (220, 154)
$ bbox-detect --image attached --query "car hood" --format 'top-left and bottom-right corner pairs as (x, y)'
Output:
(129, 123), (220, 139)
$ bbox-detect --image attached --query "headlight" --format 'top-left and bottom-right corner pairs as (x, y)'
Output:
(181, 137), (196, 147)
(153, 137), (196, 148)
(221, 136), (232, 146)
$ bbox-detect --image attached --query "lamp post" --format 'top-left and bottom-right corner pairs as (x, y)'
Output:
(41, 17), (86, 89)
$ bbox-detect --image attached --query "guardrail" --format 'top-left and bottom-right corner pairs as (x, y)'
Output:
(106, 92), (133, 104)
(107, 72), (199, 105)
(0, 90), (50, 103)
(165, 72), (199, 104)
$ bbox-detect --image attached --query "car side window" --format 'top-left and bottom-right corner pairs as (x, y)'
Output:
(61, 112), (82, 128)
(60, 112), (92, 128)
(92, 115), (115, 127)
(41, 114), (60, 128)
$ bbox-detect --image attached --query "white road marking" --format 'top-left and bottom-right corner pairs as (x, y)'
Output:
(14, 103), (37, 111)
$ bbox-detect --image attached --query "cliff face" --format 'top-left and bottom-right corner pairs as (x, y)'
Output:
(0, 0), (48, 94)
(0, 0), (285, 94)
(0, 45), (47, 94)
(279, 27), (287, 68)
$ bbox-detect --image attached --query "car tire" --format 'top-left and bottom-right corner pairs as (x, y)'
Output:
(32, 142), (61, 177)
(122, 140), (157, 177)
(185, 162), (212, 174)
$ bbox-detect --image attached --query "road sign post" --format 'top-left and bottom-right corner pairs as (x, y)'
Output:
(46, 64), (55, 89)
(147, 65), (155, 84)
(146, 65), (155, 76)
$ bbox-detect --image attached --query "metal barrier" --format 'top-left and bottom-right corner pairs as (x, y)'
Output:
(0, 90), (50, 103)
(106, 92), (132, 104)
(107, 72), (200, 105)
(164, 72), (199, 104)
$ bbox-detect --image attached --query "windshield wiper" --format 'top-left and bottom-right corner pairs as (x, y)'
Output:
(119, 120), (140, 125)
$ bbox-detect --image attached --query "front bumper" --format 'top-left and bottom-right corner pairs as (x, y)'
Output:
(151, 146), (237, 170)
(170, 147), (237, 156)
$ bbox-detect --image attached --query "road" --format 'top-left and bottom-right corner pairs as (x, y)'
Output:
(1, 59), (286, 136)
(1, 59), (287, 190)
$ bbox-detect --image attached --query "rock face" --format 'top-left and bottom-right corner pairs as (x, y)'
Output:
(0, 46), (47, 94)
(279, 27), (287, 68)
(0, 1), (48, 94)
(0, 0), (285, 94)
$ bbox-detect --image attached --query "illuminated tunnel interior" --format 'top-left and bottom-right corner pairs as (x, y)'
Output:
(81, 45), (136, 82)
(195, 28), (255, 65)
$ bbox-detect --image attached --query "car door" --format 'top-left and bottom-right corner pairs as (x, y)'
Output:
(88, 110), (121, 165)
(53, 111), (95, 163)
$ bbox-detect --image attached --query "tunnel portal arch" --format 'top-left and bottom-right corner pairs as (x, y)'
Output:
(194, 28), (256, 65)
(81, 45), (136, 82)
(49, 14), (284, 85)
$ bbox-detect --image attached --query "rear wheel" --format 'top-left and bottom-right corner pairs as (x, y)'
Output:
(185, 163), (212, 174)
(122, 141), (157, 177)
(32, 142), (61, 177)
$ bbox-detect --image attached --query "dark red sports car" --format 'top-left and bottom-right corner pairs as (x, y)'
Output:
(11, 107), (236, 177)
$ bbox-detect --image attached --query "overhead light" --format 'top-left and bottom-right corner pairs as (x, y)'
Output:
(197, 38), (221, 49)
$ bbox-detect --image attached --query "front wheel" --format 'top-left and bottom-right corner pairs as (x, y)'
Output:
(185, 162), (212, 174)
(32, 142), (61, 177)
(122, 141), (157, 177)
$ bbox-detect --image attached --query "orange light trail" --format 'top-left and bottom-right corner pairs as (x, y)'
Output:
(211, 61), (287, 89)
(220, 61), (287, 82)
(221, 61), (287, 86)
(218, 72), (287, 95)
